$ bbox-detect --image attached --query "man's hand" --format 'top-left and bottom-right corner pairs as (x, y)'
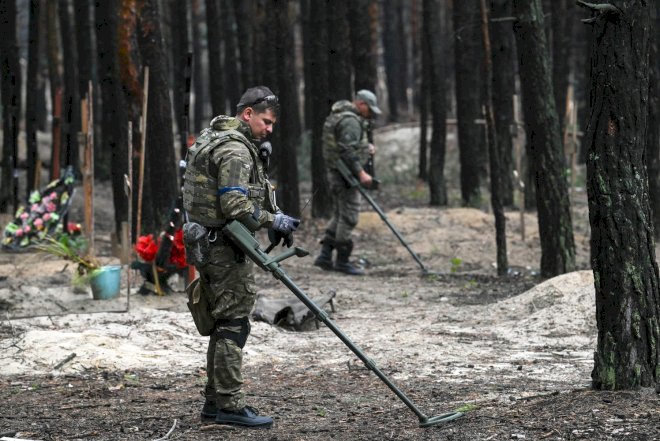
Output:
(272, 212), (300, 235)
(268, 228), (294, 248)
(358, 169), (373, 188)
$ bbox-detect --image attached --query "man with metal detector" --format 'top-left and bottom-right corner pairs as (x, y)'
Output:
(182, 86), (299, 428)
(314, 89), (381, 275)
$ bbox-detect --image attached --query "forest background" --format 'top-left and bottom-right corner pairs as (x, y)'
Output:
(0, 0), (659, 394)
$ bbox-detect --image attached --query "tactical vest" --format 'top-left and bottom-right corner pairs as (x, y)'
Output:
(183, 118), (273, 227)
(322, 100), (370, 171)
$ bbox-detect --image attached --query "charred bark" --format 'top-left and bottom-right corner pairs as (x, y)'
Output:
(205, 0), (225, 116)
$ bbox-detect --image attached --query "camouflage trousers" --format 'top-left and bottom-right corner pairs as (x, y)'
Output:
(326, 171), (361, 242)
(199, 241), (257, 411)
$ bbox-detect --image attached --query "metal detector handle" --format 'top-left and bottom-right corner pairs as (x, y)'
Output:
(336, 159), (428, 273)
(221, 220), (461, 427)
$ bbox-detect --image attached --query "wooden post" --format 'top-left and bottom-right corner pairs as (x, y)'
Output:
(51, 87), (62, 180)
(513, 94), (525, 241)
(136, 66), (149, 238)
(81, 82), (95, 255)
(125, 119), (133, 311)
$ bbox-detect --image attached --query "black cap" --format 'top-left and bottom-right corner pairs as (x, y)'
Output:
(237, 86), (278, 109)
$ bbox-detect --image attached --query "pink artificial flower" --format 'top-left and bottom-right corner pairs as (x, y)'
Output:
(15, 229), (23, 237)
(43, 213), (52, 221)
(34, 218), (44, 228)
(24, 226), (31, 233)
(20, 212), (28, 220)
(31, 203), (39, 212)
(50, 192), (57, 199)
(46, 202), (57, 212)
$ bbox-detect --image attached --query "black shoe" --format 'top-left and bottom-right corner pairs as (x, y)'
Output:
(201, 401), (217, 420)
(334, 261), (365, 276)
(313, 254), (334, 271)
(215, 406), (273, 428)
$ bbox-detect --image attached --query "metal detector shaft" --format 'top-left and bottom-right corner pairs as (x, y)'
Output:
(336, 160), (428, 273)
(222, 221), (462, 427)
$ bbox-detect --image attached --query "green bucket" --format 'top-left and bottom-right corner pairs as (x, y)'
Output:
(90, 265), (121, 300)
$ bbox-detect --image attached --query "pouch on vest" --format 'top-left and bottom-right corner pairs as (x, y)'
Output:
(183, 222), (211, 267)
(186, 278), (215, 336)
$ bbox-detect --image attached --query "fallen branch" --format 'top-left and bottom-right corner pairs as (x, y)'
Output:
(152, 419), (177, 441)
(53, 352), (76, 370)
(576, 0), (621, 15)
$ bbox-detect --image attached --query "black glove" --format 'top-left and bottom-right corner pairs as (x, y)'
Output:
(268, 228), (294, 248)
(272, 212), (300, 234)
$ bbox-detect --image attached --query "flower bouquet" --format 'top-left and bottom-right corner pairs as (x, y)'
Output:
(2, 167), (80, 251)
(34, 234), (100, 286)
(132, 228), (188, 295)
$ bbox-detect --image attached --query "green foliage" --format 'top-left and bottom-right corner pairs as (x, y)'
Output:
(455, 403), (478, 413)
(450, 257), (462, 273)
(35, 235), (100, 286)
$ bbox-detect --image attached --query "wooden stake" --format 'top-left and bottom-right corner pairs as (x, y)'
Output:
(51, 87), (62, 180)
(136, 67), (149, 239)
(82, 83), (95, 256)
(126, 119), (133, 312)
(513, 94), (525, 241)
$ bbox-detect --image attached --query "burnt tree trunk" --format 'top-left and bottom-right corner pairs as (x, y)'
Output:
(349, 0), (378, 93)
(271, 0), (300, 217)
(137, 0), (178, 233)
(233, 0), (253, 89)
(648, 0), (660, 238)
(551, 0), (574, 133)
(46, 0), (63, 182)
(222, 0), (240, 110)
(300, 0), (312, 130)
(170, 0), (189, 138)
(307, 0), (332, 218)
(383, 0), (400, 121)
(95, 0), (129, 236)
(424, 0), (447, 206)
(191, 0), (206, 133)
(25, 0), (42, 198)
(513, 0), (575, 277)
(453, 1), (485, 208)
(0, 0), (20, 212)
(490, 0), (516, 207)
(327, 0), (352, 102)
(582, 0), (660, 390)
(58, 0), (81, 174)
(205, 0), (225, 116)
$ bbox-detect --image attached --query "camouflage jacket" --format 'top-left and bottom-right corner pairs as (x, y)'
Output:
(183, 116), (277, 230)
(322, 100), (370, 176)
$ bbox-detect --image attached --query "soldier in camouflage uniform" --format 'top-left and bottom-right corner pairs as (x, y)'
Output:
(314, 90), (381, 275)
(183, 86), (300, 428)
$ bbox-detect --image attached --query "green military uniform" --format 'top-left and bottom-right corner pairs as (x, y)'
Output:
(314, 100), (371, 275)
(183, 115), (277, 411)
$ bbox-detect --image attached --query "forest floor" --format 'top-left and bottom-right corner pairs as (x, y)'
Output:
(1, 126), (659, 440)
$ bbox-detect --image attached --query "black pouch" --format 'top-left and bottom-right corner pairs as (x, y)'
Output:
(186, 278), (215, 336)
(183, 222), (211, 267)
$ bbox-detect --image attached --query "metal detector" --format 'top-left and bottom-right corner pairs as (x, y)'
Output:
(222, 221), (463, 427)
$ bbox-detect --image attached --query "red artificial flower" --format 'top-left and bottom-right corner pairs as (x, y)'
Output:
(135, 234), (158, 262)
(169, 228), (187, 268)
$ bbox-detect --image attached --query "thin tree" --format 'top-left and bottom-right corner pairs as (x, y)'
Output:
(58, 0), (81, 174)
(222, 0), (240, 109)
(513, 0), (575, 277)
(25, 0), (42, 198)
(551, 0), (574, 133)
(233, 0), (253, 89)
(191, 0), (206, 133)
(453, 1), (486, 208)
(382, 0), (400, 121)
(205, 0), (225, 116)
(423, 0), (447, 206)
(580, 0), (660, 390)
(136, 0), (179, 233)
(170, 0), (189, 140)
(46, 0), (63, 181)
(481, 0), (507, 276)
(647, 0), (660, 238)
(327, 0), (352, 102)
(95, 0), (129, 236)
(489, 0), (516, 207)
(307, 0), (333, 218)
(271, 0), (301, 217)
(349, 0), (378, 93)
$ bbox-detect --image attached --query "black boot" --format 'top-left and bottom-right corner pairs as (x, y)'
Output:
(215, 405), (274, 428)
(201, 400), (217, 420)
(334, 240), (364, 276)
(313, 231), (335, 271)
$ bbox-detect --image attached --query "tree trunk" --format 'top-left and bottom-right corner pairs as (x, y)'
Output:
(271, 0), (300, 217)
(232, 0), (253, 89)
(0, 0), (21, 212)
(300, 0), (312, 130)
(453, 1), (485, 208)
(191, 0), (206, 133)
(58, 0), (81, 174)
(308, 0), (332, 218)
(648, 0), (660, 239)
(95, 0), (129, 236)
(137, 0), (178, 233)
(424, 0), (447, 206)
(205, 0), (225, 116)
(349, 0), (377, 93)
(382, 0), (400, 121)
(551, 0), (573, 134)
(170, 0), (189, 138)
(46, 0), (63, 182)
(25, 0), (42, 198)
(489, 0), (516, 207)
(513, 0), (575, 278)
(481, 0), (508, 276)
(222, 0), (240, 110)
(583, 0), (660, 391)
(327, 0), (352, 102)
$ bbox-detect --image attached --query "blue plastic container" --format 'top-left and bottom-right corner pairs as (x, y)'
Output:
(90, 265), (121, 300)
